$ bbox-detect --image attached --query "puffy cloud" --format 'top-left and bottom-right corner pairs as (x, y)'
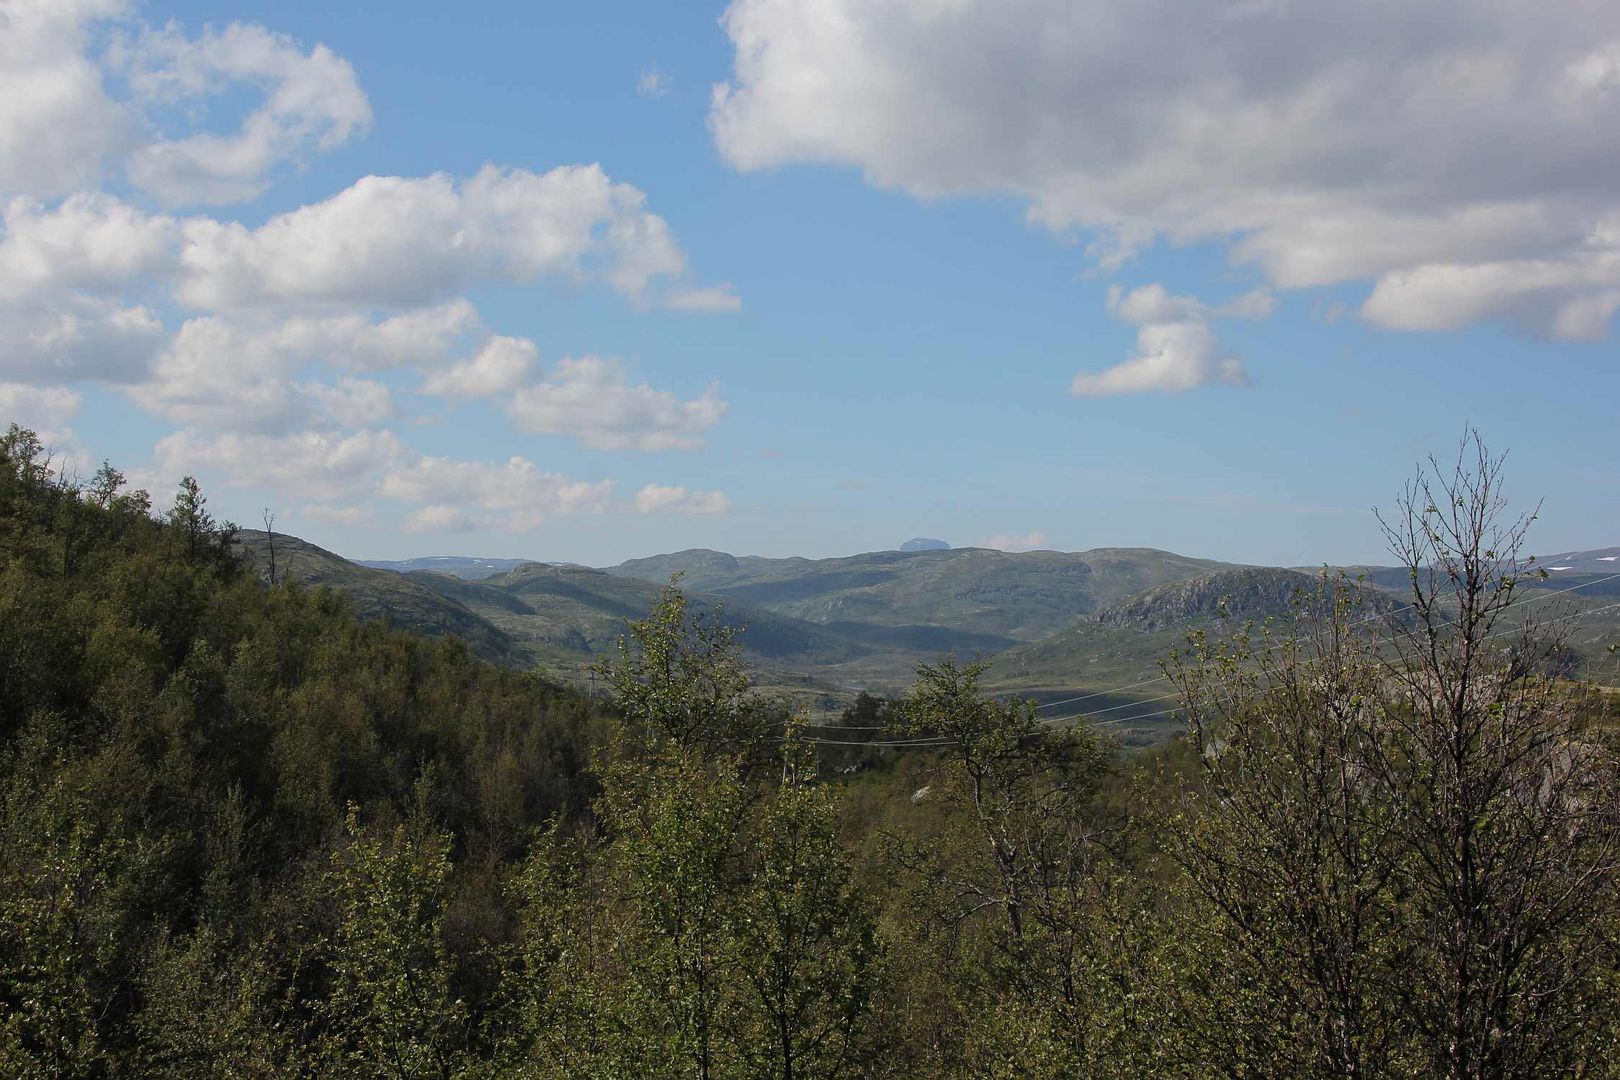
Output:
(420, 336), (536, 398)
(1072, 320), (1248, 397)
(1107, 283), (1275, 325)
(176, 164), (687, 311)
(712, 0), (1620, 338)
(1361, 253), (1620, 341)
(0, 5), (368, 206)
(0, 3), (735, 499)
(666, 283), (742, 312)
(0, 179), (177, 392)
(119, 301), (722, 450)
(153, 427), (409, 502)
(0, 295), (164, 383)
(0, 0), (132, 197)
(270, 301), (483, 371)
(124, 306), (723, 454)
(156, 427), (616, 532)
(1216, 287), (1278, 321)
(302, 376), (393, 428)
(117, 21), (371, 206)
(1077, 282), (1256, 396)
(131, 316), (311, 430)
(506, 356), (726, 451)
(979, 531), (1050, 552)
(404, 504), (473, 533)
(0, 193), (179, 300)
(127, 306), (482, 432)
(0, 382), (82, 431)
(300, 502), (374, 527)
(634, 484), (731, 514)
(1106, 283), (1205, 325)
(380, 453), (614, 530)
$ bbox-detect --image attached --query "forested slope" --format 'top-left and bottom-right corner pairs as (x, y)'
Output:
(0, 427), (603, 1075)
(5, 424), (1620, 1078)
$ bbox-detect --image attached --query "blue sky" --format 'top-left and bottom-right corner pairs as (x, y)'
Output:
(3, 0), (1617, 567)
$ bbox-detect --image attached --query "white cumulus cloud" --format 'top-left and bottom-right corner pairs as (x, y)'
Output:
(302, 376), (393, 428)
(0, 382), (83, 431)
(0, 295), (165, 383)
(149, 427), (635, 537)
(0, 0), (133, 198)
(116, 21), (371, 206)
(153, 427), (409, 503)
(300, 502), (374, 527)
(380, 453), (615, 530)
(0, 4), (370, 207)
(0, 193), (179, 300)
(506, 356), (727, 451)
(404, 504), (473, 533)
(1072, 320), (1248, 397)
(154, 427), (618, 533)
(421, 336), (536, 398)
(1076, 283), (1258, 396)
(634, 484), (731, 514)
(176, 165), (687, 311)
(272, 301), (484, 371)
(712, 0), (1620, 339)
(1106, 283), (1275, 325)
(0, 2), (737, 508)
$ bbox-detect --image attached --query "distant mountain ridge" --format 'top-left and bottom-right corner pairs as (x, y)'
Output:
(1536, 547), (1620, 574)
(248, 536), (1619, 742)
(356, 555), (536, 579)
(243, 538), (1247, 719)
(602, 546), (1235, 641)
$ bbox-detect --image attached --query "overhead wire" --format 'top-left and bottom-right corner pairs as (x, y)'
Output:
(1034, 597), (1620, 734)
(778, 576), (1620, 749)
(1031, 568), (1620, 712)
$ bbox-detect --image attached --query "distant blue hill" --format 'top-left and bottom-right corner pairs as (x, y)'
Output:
(898, 537), (950, 552)
(357, 556), (536, 580)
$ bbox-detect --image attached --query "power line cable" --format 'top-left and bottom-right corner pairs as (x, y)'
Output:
(770, 579), (1620, 747)
(1044, 598), (1620, 733)
(1032, 569), (1620, 712)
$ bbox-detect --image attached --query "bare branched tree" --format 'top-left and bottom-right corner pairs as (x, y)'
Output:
(1168, 577), (1407, 1078)
(1169, 430), (1620, 1079)
(1369, 431), (1620, 1079)
(262, 508), (279, 586)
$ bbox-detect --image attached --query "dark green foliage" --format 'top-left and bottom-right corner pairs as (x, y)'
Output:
(0, 426), (600, 1074)
(4, 424), (1620, 1078)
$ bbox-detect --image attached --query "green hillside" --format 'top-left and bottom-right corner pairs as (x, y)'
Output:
(236, 527), (1620, 729)
(411, 561), (875, 667)
(990, 564), (1620, 745)
(235, 544), (901, 709)
(273, 542), (1246, 706)
(234, 530), (517, 664)
(605, 545), (1235, 641)
(982, 568), (1336, 741)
